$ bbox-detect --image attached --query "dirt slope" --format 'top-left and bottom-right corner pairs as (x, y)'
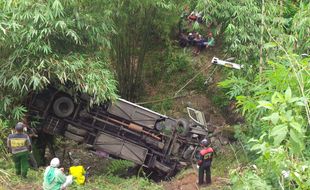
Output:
(163, 170), (231, 190)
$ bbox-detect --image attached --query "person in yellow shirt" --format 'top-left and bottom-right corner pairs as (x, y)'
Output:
(69, 159), (86, 185)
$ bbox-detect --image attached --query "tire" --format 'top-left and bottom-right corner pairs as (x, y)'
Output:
(64, 131), (84, 142)
(176, 118), (190, 137)
(67, 124), (87, 136)
(155, 121), (165, 131)
(53, 97), (74, 118)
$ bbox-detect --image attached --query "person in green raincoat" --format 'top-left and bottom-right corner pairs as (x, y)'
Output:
(43, 158), (72, 190)
(7, 122), (32, 178)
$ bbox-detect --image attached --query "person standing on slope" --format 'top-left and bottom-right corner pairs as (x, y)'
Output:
(7, 122), (32, 178)
(197, 138), (214, 185)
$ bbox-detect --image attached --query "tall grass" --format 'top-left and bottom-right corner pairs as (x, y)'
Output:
(0, 168), (11, 189)
(0, 119), (10, 161)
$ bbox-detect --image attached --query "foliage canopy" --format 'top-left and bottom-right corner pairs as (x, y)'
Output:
(0, 0), (118, 121)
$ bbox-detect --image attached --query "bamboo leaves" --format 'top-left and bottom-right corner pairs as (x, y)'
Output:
(11, 106), (27, 120)
(109, 0), (173, 100)
(52, 0), (64, 17)
(0, 0), (117, 120)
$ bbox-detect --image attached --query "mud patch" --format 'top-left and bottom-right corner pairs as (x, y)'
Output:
(163, 171), (230, 190)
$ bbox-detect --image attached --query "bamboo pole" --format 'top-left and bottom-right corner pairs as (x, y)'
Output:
(259, 0), (265, 78)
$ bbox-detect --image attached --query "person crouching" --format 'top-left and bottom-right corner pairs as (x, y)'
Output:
(43, 158), (73, 190)
(69, 159), (86, 185)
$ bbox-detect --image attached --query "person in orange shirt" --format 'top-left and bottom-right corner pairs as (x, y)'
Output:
(197, 139), (214, 185)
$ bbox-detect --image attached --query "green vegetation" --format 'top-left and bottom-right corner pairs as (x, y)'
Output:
(1, 161), (163, 190)
(0, 0), (309, 189)
(0, 0), (118, 127)
(199, 0), (310, 189)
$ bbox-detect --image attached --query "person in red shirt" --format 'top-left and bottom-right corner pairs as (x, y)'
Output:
(197, 139), (214, 185)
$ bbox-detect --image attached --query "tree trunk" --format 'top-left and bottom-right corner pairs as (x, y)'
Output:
(112, 4), (156, 101)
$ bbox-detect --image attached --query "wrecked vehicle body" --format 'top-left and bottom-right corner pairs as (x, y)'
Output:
(26, 87), (208, 176)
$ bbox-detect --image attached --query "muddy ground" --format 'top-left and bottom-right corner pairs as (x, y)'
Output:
(162, 172), (230, 190)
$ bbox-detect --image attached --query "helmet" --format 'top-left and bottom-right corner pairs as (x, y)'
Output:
(200, 139), (209, 147)
(50, 157), (60, 168)
(15, 122), (24, 132)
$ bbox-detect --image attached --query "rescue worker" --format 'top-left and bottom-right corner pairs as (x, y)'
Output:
(7, 122), (32, 178)
(197, 138), (214, 185)
(43, 157), (73, 190)
(69, 159), (86, 185)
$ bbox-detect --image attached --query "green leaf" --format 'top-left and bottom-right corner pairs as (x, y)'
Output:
(285, 110), (293, 122)
(290, 122), (302, 134)
(1, 97), (12, 112)
(248, 138), (259, 143)
(271, 93), (278, 104)
(270, 124), (288, 146)
(262, 112), (280, 124)
(288, 97), (299, 103)
(289, 128), (303, 145)
(257, 100), (273, 110)
(295, 101), (305, 106)
(289, 128), (304, 154)
(30, 75), (41, 90)
(263, 42), (277, 49)
(285, 87), (292, 101)
(12, 106), (27, 120)
(273, 93), (285, 103)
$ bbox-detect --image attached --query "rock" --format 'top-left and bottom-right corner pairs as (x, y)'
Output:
(206, 123), (215, 132)
(212, 126), (222, 136)
(210, 137), (217, 143)
(218, 136), (229, 145)
(210, 137), (222, 150)
(186, 101), (193, 107)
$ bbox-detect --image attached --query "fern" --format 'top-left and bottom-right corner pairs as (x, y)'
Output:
(106, 159), (135, 175)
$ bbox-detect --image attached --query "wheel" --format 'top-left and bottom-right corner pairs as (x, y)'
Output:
(176, 118), (190, 137)
(53, 97), (74, 118)
(67, 124), (87, 136)
(64, 131), (84, 142)
(155, 121), (165, 131)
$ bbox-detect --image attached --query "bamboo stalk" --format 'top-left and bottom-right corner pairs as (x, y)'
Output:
(259, 0), (265, 78)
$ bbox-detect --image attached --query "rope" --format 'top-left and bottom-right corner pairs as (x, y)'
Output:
(136, 63), (215, 105)
(174, 64), (213, 97)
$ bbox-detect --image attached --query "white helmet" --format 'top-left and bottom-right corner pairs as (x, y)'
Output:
(200, 139), (209, 146)
(50, 158), (60, 168)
